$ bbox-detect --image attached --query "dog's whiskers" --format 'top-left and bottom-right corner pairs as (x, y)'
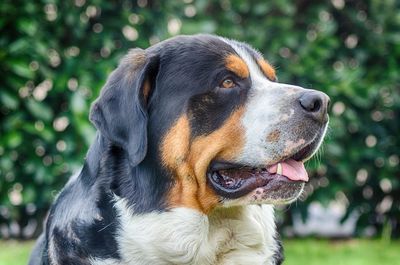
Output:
(98, 222), (114, 232)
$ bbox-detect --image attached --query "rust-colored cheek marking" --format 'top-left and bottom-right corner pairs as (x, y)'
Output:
(161, 116), (191, 168)
(225, 54), (250, 79)
(162, 109), (245, 214)
(258, 59), (276, 81)
(267, 130), (281, 143)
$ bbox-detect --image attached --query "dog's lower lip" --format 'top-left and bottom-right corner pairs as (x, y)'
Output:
(207, 165), (303, 199)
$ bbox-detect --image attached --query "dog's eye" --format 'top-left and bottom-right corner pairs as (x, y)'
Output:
(220, 79), (236, 89)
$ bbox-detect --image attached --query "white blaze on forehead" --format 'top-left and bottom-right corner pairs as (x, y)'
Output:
(221, 39), (290, 166)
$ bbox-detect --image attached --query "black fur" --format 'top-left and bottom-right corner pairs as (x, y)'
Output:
(273, 235), (285, 265)
(89, 48), (159, 168)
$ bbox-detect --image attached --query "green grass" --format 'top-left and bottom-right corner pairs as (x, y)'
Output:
(0, 240), (34, 265)
(284, 239), (400, 265)
(1, 239), (399, 265)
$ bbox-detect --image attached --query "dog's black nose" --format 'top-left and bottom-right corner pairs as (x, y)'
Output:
(299, 90), (330, 123)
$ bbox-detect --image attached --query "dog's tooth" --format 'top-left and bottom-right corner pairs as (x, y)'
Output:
(277, 163), (282, 175)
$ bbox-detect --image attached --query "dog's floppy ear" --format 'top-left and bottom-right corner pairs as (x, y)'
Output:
(90, 48), (158, 167)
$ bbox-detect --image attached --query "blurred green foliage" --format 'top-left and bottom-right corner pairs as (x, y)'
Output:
(0, 0), (399, 239)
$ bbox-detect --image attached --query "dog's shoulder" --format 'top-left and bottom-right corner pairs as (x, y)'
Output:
(30, 165), (121, 265)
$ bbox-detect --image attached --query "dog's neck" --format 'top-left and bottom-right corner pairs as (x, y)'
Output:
(84, 132), (108, 179)
(85, 135), (171, 213)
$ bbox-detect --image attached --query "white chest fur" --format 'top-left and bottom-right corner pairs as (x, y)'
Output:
(90, 199), (279, 265)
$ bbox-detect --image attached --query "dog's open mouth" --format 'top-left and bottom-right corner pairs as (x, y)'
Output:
(207, 139), (319, 200)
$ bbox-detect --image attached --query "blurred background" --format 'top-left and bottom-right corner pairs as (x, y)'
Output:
(0, 0), (399, 264)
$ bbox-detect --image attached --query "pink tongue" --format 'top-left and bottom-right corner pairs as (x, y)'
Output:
(267, 159), (309, 182)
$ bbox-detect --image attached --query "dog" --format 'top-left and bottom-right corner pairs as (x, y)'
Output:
(29, 34), (329, 265)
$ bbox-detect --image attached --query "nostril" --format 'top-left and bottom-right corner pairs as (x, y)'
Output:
(311, 98), (321, 112)
(298, 91), (329, 123)
(299, 94), (322, 113)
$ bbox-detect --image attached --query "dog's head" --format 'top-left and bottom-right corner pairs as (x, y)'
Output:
(90, 34), (329, 213)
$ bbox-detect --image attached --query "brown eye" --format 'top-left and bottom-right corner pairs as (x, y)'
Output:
(221, 79), (235, 89)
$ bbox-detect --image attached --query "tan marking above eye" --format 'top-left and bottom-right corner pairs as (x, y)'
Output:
(221, 78), (235, 89)
(225, 54), (250, 79)
(257, 59), (276, 81)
